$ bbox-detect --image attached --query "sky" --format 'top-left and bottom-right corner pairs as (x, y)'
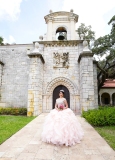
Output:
(0, 0), (115, 44)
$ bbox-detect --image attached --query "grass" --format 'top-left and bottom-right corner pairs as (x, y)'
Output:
(95, 126), (115, 150)
(0, 115), (35, 144)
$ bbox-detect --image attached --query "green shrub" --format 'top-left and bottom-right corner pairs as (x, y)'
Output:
(0, 107), (27, 115)
(99, 106), (115, 110)
(82, 107), (115, 126)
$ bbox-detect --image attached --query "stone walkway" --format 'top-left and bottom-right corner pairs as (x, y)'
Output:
(0, 113), (115, 160)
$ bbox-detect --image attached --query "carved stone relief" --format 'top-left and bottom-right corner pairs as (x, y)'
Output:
(53, 52), (69, 68)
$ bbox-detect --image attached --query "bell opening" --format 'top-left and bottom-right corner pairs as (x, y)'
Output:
(56, 27), (67, 41)
(58, 32), (65, 40)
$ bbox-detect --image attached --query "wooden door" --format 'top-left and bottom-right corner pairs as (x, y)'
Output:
(53, 85), (70, 109)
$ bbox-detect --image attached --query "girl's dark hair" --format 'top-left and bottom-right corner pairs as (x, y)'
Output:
(59, 90), (64, 95)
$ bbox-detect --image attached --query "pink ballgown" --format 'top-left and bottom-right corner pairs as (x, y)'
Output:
(41, 98), (84, 146)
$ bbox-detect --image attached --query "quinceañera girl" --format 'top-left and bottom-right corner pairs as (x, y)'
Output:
(41, 90), (84, 146)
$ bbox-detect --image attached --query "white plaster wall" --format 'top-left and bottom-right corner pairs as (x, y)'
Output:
(47, 21), (76, 41)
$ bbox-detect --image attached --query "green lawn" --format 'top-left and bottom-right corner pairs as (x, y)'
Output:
(0, 115), (35, 144)
(95, 126), (115, 150)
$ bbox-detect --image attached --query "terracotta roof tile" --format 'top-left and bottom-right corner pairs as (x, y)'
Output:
(102, 79), (115, 88)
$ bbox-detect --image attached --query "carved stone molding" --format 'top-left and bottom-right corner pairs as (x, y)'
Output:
(78, 51), (94, 63)
(33, 40), (83, 47)
(28, 54), (45, 64)
(53, 52), (69, 68)
(46, 77), (77, 95)
(44, 11), (78, 23)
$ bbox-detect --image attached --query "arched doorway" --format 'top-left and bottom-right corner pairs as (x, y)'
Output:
(101, 93), (110, 105)
(53, 85), (70, 109)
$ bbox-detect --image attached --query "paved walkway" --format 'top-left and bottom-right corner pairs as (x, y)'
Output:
(0, 113), (115, 160)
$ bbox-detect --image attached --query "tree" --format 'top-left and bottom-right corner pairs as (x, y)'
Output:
(77, 23), (95, 40)
(77, 16), (115, 93)
(0, 37), (4, 45)
(92, 15), (115, 92)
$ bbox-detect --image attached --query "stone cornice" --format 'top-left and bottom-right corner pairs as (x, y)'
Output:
(33, 40), (83, 47)
(28, 53), (45, 64)
(0, 44), (33, 49)
(44, 11), (78, 23)
(78, 51), (94, 63)
(0, 61), (4, 66)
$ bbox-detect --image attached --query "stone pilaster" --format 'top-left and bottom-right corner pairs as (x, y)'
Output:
(78, 40), (98, 111)
(93, 60), (98, 108)
(78, 51), (95, 111)
(27, 43), (45, 116)
(0, 61), (4, 101)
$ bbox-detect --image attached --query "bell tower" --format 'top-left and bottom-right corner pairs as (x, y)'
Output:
(44, 9), (79, 41)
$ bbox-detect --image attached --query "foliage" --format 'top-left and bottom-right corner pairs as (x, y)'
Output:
(108, 15), (115, 25)
(0, 107), (27, 115)
(77, 15), (115, 92)
(92, 15), (115, 91)
(77, 23), (95, 40)
(82, 107), (115, 126)
(0, 115), (35, 144)
(0, 36), (4, 45)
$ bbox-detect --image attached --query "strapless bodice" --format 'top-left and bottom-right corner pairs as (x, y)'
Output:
(56, 98), (66, 107)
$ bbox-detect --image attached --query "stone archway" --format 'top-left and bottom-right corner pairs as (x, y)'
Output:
(101, 93), (110, 105)
(42, 77), (79, 113)
(46, 77), (77, 95)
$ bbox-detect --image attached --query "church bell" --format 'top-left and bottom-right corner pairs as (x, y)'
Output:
(58, 32), (66, 40)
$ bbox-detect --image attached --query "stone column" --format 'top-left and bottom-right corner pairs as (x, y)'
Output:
(78, 40), (98, 111)
(0, 61), (4, 101)
(110, 94), (112, 106)
(100, 94), (102, 106)
(70, 17), (75, 40)
(27, 42), (45, 116)
(47, 18), (52, 41)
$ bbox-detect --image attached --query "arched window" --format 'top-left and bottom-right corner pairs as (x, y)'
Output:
(56, 27), (67, 41)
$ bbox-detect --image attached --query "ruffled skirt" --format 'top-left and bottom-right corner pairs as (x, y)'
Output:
(41, 108), (84, 146)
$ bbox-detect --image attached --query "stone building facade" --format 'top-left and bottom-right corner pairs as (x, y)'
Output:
(0, 10), (98, 116)
(99, 79), (115, 106)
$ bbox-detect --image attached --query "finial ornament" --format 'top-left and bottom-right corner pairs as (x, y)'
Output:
(70, 9), (74, 12)
(49, 10), (53, 13)
(83, 40), (90, 51)
(80, 34), (84, 40)
(39, 36), (43, 40)
(35, 42), (39, 49)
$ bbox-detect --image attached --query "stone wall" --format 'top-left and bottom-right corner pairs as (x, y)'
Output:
(42, 44), (82, 113)
(0, 41), (98, 115)
(0, 44), (33, 107)
(79, 52), (97, 111)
